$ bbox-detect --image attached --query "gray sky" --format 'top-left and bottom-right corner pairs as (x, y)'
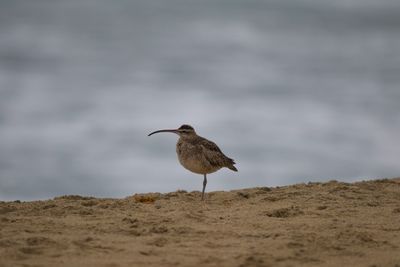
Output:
(1, 0), (399, 200)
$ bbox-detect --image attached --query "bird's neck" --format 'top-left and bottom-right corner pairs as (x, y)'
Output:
(178, 134), (198, 142)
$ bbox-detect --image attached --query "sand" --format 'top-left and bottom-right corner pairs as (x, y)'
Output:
(1, 178), (400, 267)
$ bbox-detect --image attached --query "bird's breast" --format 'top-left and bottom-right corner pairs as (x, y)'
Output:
(176, 140), (221, 174)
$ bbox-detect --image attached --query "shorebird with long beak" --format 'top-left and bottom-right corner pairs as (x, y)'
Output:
(148, 124), (237, 200)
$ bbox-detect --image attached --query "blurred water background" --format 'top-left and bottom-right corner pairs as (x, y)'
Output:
(1, 0), (399, 200)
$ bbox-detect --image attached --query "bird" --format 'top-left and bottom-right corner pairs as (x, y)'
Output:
(148, 124), (237, 200)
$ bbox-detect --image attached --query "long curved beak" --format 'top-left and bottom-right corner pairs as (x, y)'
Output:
(148, 129), (179, 136)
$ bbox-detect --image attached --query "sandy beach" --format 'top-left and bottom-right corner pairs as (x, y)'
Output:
(1, 178), (400, 267)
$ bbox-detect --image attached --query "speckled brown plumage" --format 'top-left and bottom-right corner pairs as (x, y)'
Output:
(176, 135), (237, 175)
(148, 124), (237, 200)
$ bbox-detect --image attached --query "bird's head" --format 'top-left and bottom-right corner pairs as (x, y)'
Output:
(148, 124), (197, 138)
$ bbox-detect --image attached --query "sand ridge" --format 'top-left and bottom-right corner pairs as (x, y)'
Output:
(1, 178), (400, 267)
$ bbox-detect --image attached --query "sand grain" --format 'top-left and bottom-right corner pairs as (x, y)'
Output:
(1, 178), (400, 266)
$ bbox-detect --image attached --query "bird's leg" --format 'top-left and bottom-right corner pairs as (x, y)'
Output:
(202, 174), (207, 201)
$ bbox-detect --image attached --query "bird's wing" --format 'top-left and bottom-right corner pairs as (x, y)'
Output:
(199, 138), (232, 167)
(200, 138), (223, 153)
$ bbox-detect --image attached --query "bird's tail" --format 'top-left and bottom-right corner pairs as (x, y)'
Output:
(228, 165), (238, 172)
(227, 158), (238, 172)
